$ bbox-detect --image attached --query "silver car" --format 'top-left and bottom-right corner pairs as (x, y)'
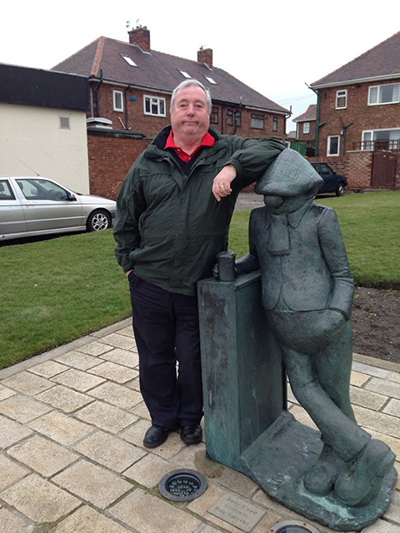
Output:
(0, 176), (116, 241)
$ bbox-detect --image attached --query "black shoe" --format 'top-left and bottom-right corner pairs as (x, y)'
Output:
(181, 424), (202, 445)
(143, 425), (170, 448)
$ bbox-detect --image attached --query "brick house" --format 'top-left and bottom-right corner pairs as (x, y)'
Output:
(309, 31), (400, 190)
(53, 26), (289, 139)
(52, 26), (289, 198)
(291, 104), (317, 156)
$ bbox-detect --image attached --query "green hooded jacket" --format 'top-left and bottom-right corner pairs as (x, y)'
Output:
(113, 126), (285, 295)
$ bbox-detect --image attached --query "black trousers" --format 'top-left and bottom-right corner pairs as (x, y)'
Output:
(129, 273), (203, 429)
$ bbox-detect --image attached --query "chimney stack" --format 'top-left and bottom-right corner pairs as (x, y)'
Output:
(197, 47), (213, 68)
(128, 26), (150, 53)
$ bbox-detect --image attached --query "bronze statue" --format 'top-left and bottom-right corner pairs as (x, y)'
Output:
(234, 149), (395, 507)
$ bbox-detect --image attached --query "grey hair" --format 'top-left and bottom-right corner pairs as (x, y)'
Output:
(170, 79), (212, 114)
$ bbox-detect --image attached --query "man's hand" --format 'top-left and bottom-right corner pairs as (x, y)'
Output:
(212, 165), (237, 201)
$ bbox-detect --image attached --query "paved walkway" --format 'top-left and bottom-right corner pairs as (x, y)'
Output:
(0, 319), (399, 533)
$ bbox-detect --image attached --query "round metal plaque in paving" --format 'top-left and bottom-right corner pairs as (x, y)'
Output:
(270, 519), (321, 533)
(158, 469), (208, 502)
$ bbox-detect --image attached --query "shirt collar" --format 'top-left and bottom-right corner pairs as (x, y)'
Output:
(165, 130), (215, 162)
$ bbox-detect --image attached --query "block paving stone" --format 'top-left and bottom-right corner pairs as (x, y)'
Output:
(8, 434), (79, 477)
(52, 505), (129, 533)
(51, 368), (105, 392)
(0, 415), (32, 448)
(29, 360), (69, 378)
(109, 488), (201, 532)
(55, 350), (104, 370)
(0, 393), (52, 423)
(0, 384), (15, 400)
(88, 360), (138, 383)
(99, 347), (139, 368)
(52, 459), (132, 509)
(88, 381), (142, 409)
(0, 473), (80, 522)
(28, 410), (94, 445)
(0, 454), (29, 490)
(36, 384), (94, 412)
(0, 507), (31, 533)
(123, 452), (175, 488)
(73, 430), (147, 472)
(74, 400), (138, 433)
(1, 370), (54, 395)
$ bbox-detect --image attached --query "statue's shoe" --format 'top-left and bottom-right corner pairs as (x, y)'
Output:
(334, 439), (395, 507)
(304, 446), (343, 496)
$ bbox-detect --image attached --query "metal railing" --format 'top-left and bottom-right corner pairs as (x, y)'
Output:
(353, 140), (400, 151)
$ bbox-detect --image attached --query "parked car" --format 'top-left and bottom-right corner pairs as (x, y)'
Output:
(0, 176), (116, 241)
(311, 162), (348, 196)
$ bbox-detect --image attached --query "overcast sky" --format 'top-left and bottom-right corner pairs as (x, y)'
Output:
(1, 0), (399, 132)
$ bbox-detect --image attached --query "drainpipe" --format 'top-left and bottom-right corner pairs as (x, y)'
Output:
(92, 69), (104, 117)
(307, 83), (320, 157)
(124, 85), (131, 130)
(340, 116), (354, 155)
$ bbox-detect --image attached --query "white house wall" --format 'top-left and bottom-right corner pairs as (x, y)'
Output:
(0, 103), (89, 193)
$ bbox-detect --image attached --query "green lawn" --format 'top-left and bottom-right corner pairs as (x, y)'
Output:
(0, 190), (399, 370)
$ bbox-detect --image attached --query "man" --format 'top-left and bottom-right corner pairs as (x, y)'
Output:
(235, 149), (395, 507)
(113, 79), (285, 449)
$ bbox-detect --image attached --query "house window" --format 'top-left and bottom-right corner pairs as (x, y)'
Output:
(251, 114), (264, 130)
(303, 122), (310, 134)
(368, 83), (400, 105)
(144, 95), (166, 117)
(227, 109), (233, 126)
(121, 54), (138, 67)
(362, 129), (400, 150)
(273, 117), (278, 132)
(59, 116), (70, 129)
(210, 106), (219, 124)
(179, 70), (191, 78)
(336, 90), (347, 109)
(204, 75), (217, 85)
(113, 91), (124, 112)
(235, 110), (242, 128)
(327, 135), (340, 156)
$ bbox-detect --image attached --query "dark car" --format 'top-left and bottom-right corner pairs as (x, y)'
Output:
(311, 162), (348, 196)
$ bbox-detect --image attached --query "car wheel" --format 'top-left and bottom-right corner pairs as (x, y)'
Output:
(87, 210), (111, 232)
(336, 184), (345, 197)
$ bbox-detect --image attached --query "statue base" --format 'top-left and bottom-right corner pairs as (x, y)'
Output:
(241, 410), (397, 531)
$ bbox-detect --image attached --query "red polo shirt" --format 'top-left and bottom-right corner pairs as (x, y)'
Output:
(165, 130), (215, 162)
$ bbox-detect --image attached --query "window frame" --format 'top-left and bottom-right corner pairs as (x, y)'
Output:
(210, 106), (219, 124)
(368, 83), (400, 106)
(143, 95), (166, 117)
(336, 89), (347, 109)
(273, 117), (278, 132)
(302, 122), (310, 134)
(0, 180), (16, 200)
(251, 113), (264, 130)
(327, 135), (340, 156)
(113, 90), (124, 112)
(362, 128), (400, 150)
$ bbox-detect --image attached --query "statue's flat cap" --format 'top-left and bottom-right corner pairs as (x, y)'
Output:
(255, 148), (323, 196)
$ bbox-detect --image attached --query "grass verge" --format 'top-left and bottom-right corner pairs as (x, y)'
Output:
(0, 190), (399, 369)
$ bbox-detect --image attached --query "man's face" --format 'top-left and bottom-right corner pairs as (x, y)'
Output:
(171, 85), (210, 142)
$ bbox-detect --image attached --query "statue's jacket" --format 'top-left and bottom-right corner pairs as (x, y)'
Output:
(249, 202), (354, 320)
(113, 126), (285, 295)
